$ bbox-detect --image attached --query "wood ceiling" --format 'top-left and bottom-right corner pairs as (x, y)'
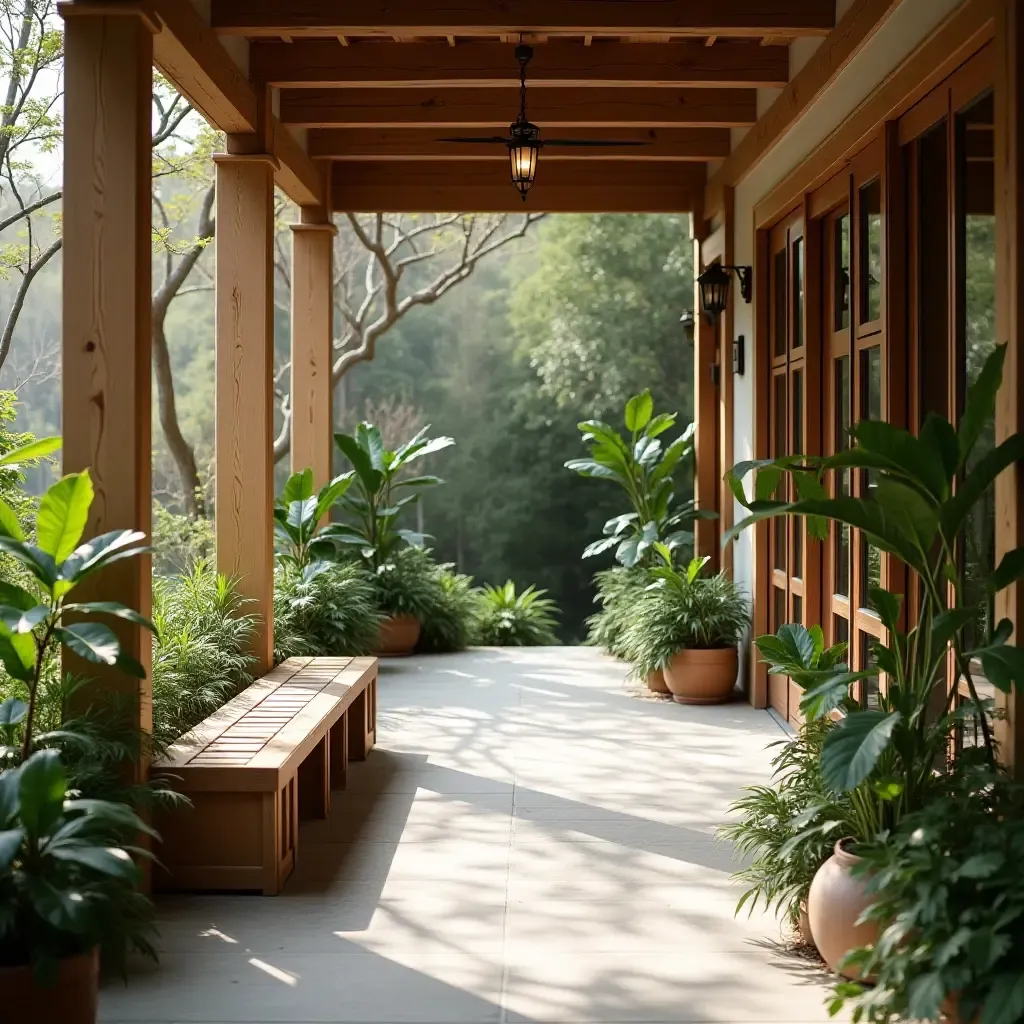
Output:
(207, 1), (837, 211)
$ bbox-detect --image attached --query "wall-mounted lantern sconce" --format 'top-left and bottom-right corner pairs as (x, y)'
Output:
(679, 309), (695, 343)
(696, 263), (753, 322)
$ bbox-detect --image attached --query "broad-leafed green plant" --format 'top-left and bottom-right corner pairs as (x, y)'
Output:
(0, 438), (154, 762)
(565, 389), (714, 568)
(619, 557), (750, 678)
(273, 467), (354, 569)
(474, 581), (560, 646)
(720, 717), (858, 932)
(327, 423), (454, 569)
(831, 765), (1024, 1024)
(726, 345), (1024, 824)
(0, 749), (158, 982)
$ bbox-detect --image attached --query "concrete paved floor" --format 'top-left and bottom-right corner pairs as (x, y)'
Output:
(101, 647), (843, 1024)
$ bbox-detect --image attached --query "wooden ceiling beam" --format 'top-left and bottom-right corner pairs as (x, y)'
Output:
(250, 39), (788, 89)
(310, 125), (732, 160)
(212, 0), (836, 38)
(281, 86), (757, 128)
(331, 158), (706, 212)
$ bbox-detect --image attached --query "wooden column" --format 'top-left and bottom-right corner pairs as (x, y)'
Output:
(215, 153), (277, 674)
(994, 0), (1024, 773)
(290, 213), (337, 487)
(61, 9), (154, 749)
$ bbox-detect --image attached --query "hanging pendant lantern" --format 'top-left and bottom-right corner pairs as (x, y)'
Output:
(508, 121), (540, 199)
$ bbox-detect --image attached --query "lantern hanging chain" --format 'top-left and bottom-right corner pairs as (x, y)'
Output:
(517, 45), (531, 125)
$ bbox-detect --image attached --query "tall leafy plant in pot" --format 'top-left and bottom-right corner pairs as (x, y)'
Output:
(726, 345), (1024, 976)
(565, 390), (714, 568)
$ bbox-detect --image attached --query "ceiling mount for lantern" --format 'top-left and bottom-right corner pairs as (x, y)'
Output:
(697, 264), (753, 322)
(437, 44), (650, 200)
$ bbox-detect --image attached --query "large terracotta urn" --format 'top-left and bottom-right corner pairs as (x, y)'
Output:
(646, 668), (671, 694)
(808, 840), (879, 978)
(1, 948), (99, 1024)
(663, 647), (738, 705)
(376, 613), (421, 657)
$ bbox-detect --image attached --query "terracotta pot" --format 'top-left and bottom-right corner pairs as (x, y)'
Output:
(375, 613), (421, 657)
(808, 840), (879, 979)
(797, 899), (814, 947)
(646, 668), (671, 694)
(663, 647), (738, 705)
(1, 948), (99, 1024)
(941, 995), (979, 1024)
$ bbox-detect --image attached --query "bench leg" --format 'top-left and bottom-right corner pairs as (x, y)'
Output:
(330, 713), (349, 790)
(348, 674), (377, 761)
(298, 734), (331, 820)
(261, 790), (281, 896)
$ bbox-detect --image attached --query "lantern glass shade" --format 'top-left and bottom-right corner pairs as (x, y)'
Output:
(697, 263), (731, 319)
(509, 123), (540, 199)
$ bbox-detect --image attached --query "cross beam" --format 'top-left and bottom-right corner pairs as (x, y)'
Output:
(212, 0), (836, 38)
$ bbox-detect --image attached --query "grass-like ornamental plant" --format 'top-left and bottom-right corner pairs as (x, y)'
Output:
(831, 765), (1024, 1024)
(619, 557), (749, 678)
(273, 560), (381, 663)
(585, 566), (654, 657)
(474, 581), (560, 646)
(727, 344), (1024, 827)
(0, 748), (158, 982)
(719, 717), (858, 932)
(416, 564), (478, 654)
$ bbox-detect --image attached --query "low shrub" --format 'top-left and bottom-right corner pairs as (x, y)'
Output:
(475, 581), (560, 646)
(371, 544), (440, 619)
(274, 560), (380, 663)
(151, 560), (259, 750)
(416, 563), (478, 654)
(585, 566), (652, 658)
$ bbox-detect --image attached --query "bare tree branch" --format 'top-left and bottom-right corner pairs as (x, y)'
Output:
(0, 234), (60, 369)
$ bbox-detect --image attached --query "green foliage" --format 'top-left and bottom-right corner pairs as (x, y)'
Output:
(566, 390), (711, 568)
(0, 749), (157, 981)
(832, 766), (1024, 1024)
(273, 468), (354, 569)
(619, 558), (750, 678)
(719, 718), (857, 931)
(415, 563), (478, 655)
(151, 505), (214, 576)
(150, 561), (258, 751)
(328, 423), (454, 569)
(729, 345), (1022, 824)
(585, 566), (653, 658)
(474, 581), (559, 647)
(370, 544), (444, 619)
(273, 560), (380, 663)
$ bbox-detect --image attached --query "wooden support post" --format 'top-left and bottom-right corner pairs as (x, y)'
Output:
(61, 9), (154, 757)
(994, 0), (1024, 773)
(215, 153), (278, 674)
(290, 213), (337, 486)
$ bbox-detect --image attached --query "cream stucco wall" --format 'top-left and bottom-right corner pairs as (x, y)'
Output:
(727, 0), (968, 658)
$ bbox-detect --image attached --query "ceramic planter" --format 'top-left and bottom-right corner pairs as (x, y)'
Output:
(375, 613), (421, 657)
(1, 948), (99, 1024)
(808, 839), (878, 979)
(663, 647), (738, 705)
(646, 668), (671, 694)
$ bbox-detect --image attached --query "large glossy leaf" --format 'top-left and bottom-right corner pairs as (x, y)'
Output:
(0, 537), (59, 587)
(991, 547), (1024, 593)
(874, 477), (939, 556)
(0, 580), (39, 611)
(650, 434), (692, 484)
(624, 391), (653, 433)
(281, 468), (314, 506)
(850, 420), (948, 501)
(820, 710), (901, 792)
(36, 472), (94, 563)
(981, 970), (1024, 1024)
(0, 435), (61, 468)
(941, 434), (1024, 541)
(394, 474), (443, 490)
(0, 697), (27, 727)
(799, 672), (872, 720)
(0, 828), (22, 871)
(959, 344), (1006, 469)
(919, 413), (959, 492)
(0, 768), (19, 824)
(397, 435), (455, 466)
(48, 844), (139, 881)
(18, 749), (67, 837)
(634, 436), (662, 468)
(0, 631), (35, 681)
(0, 603), (48, 634)
(577, 420), (627, 452)
(57, 622), (121, 666)
(564, 458), (619, 481)
(314, 474), (354, 521)
(582, 536), (620, 558)
(63, 602), (156, 633)
(335, 432), (383, 493)
(977, 643), (1024, 695)
(60, 530), (148, 585)
(644, 412), (677, 438)
(287, 496), (318, 531)
(0, 497), (22, 540)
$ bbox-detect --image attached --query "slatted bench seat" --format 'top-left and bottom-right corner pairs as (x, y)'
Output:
(154, 656), (378, 895)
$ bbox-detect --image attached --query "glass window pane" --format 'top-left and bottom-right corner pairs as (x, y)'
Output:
(792, 369), (803, 578)
(860, 180), (883, 323)
(835, 214), (851, 331)
(834, 356), (852, 597)
(773, 249), (787, 357)
(773, 374), (787, 572)
(859, 348), (882, 611)
(792, 237), (804, 349)
(861, 634), (879, 709)
(793, 594), (803, 626)
(833, 615), (849, 646)
(773, 587), (786, 631)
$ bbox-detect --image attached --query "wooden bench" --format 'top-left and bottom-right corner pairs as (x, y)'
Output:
(153, 656), (378, 895)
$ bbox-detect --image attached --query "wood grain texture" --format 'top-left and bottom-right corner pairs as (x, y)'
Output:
(282, 86), (757, 129)
(994, 0), (1024, 773)
(61, 11), (153, 742)
(309, 126), (731, 161)
(290, 223), (336, 488)
(215, 154), (277, 674)
(251, 39), (788, 89)
(211, 0), (836, 38)
(704, 0), (903, 220)
(331, 159), (704, 212)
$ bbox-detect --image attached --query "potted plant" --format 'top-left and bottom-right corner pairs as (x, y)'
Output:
(369, 546), (441, 656)
(621, 556), (749, 704)
(326, 423), (454, 656)
(273, 467), (355, 570)
(727, 344), (1024, 978)
(0, 749), (157, 1023)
